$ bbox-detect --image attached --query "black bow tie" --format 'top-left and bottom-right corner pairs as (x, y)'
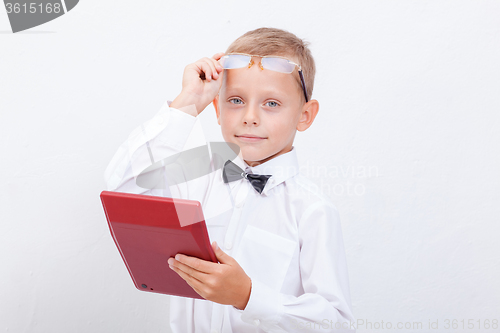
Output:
(222, 160), (272, 194)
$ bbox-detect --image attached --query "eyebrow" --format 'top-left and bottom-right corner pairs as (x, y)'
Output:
(224, 85), (286, 97)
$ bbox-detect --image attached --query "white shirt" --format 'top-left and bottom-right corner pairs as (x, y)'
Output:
(103, 100), (356, 333)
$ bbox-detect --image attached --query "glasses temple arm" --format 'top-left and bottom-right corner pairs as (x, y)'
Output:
(298, 70), (309, 103)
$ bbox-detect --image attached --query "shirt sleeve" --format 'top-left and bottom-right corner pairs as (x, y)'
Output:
(236, 200), (356, 333)
(103, 100), (199, 197)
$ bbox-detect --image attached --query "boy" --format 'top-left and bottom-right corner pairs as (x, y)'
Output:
(104, 27), (355, 332)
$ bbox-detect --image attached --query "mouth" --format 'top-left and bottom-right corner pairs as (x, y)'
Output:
(235, 134), (267, 142)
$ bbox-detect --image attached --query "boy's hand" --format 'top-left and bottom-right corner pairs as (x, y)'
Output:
(170, 52), (225, 116)
(167, 241), (252, 310)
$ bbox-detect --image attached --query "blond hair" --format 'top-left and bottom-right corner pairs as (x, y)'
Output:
(225, 27), (316, 102)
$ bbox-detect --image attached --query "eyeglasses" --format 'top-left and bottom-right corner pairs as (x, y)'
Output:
(218, 53), (309, 103)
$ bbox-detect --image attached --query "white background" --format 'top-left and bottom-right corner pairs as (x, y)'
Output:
(1, 1), (499, 332)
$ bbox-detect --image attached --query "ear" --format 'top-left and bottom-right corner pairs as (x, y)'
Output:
(213, 94), (221, 126)
(296, 99), (319, 132)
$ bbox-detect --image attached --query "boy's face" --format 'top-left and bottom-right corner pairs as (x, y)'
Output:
(213, 56), (317, 167)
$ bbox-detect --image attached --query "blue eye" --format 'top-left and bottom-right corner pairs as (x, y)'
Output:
(229, 98), (243, 104)
(266, 101), (279, 107)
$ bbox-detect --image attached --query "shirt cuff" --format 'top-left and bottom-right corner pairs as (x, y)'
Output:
(238, 279), (283, 329)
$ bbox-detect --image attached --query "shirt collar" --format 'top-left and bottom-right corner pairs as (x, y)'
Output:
(221, 146), (299, 196)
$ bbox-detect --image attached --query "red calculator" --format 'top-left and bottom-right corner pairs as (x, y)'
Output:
(100, 190), (218, 299)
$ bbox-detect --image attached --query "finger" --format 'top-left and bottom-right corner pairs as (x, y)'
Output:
(199, 61), (215, 81)
(209, 57), (223, 74)
(173, 259), (206, 281)
(200, 62), (212, 81)
(212, 241), (233, 265)
(192, 60), (212, 81)
(203, 57), (219, 79)
(170, 264), (205, 295)
(211, 53), (225, 72)
(195, 58), (215, 81)
(175, 253), (214, 274)
(212, 52), (225, 61)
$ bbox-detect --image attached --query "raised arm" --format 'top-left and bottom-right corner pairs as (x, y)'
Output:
(103, 53), (226, 196)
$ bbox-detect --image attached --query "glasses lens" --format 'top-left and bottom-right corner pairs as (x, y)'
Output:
(261, 57), (296, 73)
(219, 54), (251, 69)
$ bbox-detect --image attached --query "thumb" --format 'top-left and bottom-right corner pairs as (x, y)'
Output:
(212, 241), (232, 264)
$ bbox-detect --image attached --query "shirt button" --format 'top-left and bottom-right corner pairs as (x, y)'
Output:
(210, 330), (218, 333)
(253, 319), (260, 326)
(235, 200), (243, 208)
(157, 116), (164, 124)
(225, 240), (233, 250)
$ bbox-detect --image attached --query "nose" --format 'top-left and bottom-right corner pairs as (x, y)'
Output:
(242, 103), (260, 126)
